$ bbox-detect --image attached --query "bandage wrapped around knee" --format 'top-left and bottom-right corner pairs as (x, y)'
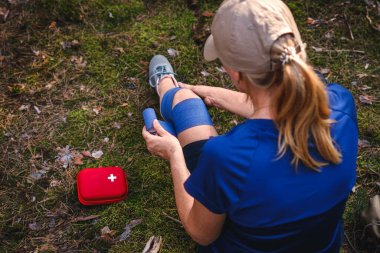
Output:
(160, 87), (213, 134)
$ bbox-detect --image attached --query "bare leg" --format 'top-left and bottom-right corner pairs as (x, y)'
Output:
(157, 77), (218, 147)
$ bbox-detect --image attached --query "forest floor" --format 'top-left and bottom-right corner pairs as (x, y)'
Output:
(0, 0), (379, 252)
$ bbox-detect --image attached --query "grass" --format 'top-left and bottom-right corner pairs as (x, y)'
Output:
(0, 0), (379, 252)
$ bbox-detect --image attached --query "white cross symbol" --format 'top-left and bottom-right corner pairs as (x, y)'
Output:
(107, 174), (117, 182)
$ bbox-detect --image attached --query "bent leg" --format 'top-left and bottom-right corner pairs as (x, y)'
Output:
(158, 78), (218, 147)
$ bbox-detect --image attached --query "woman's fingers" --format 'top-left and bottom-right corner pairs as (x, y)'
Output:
(153, 120), (168, 137)
(178, 82), (192, 89)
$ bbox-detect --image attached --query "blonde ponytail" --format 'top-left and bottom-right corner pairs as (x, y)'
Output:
(242, 34), (341, 170)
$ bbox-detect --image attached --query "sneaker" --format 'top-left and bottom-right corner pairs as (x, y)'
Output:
(148, 55), (178, 93)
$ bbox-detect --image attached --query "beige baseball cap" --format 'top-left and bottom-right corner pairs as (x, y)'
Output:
(204, 0), (305, 74)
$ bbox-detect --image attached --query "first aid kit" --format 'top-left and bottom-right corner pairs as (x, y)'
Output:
(76, 166), (128, 206)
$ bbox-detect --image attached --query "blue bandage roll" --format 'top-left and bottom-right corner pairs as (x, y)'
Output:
(143, 108), (156, 133)
(143, 108), (176, 136)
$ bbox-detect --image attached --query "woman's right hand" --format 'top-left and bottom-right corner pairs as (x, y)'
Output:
(179, 82), (255, 118)
(178, 82), (217, 107)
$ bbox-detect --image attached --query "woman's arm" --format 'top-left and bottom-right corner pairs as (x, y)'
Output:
(179, 83), (255, 118)
(142, 121), (226, 245)
(169, 151), (226, 245)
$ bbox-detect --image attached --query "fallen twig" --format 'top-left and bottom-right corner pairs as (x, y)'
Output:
(312, 47), (365, 54)
(366, 6), (380, 32)
(71, 215), (100, 222)
(344, 232), (360, 253)
(162, 212), (182, 225)
(344, 13), (355, 40)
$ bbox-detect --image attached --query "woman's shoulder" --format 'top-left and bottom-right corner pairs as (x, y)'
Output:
(326, 83), (357, 124)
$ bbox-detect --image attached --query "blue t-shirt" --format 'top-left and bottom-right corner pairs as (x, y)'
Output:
(184, 83), (358, 253)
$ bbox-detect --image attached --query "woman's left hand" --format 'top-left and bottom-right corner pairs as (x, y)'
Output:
(142, 120), (182, 161)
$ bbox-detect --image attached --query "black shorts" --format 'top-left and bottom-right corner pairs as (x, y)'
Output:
(182, 139), (209, 173)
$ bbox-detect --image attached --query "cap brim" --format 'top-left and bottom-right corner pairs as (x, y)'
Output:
(203, 35), (218, 62)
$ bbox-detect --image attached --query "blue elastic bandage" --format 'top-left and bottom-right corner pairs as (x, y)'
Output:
(172, 98), (213, 133)
(161, 87), (181, 121)
(160, 87), (213, 134)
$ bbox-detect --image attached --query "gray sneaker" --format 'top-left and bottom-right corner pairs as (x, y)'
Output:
(148, 55), (178, 89)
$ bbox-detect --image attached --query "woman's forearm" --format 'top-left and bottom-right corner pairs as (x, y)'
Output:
(193, 86), (255, 118)
(169, 151), (194, 225)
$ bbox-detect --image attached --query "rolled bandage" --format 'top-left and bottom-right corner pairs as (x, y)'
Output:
(142, 108), (176, 136)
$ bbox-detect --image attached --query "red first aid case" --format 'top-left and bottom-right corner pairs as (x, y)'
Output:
(77, 166), (128, 206)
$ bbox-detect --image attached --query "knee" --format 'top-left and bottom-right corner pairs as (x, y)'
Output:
(173, 89), (200, 106)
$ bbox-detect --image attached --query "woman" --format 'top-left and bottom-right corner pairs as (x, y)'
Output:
(142, 0), (358, 252)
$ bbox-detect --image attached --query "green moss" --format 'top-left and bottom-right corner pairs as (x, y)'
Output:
(2, 0), (380, 252)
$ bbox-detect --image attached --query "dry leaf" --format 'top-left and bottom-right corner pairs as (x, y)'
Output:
(93, 106), (102, 115)
(28, 222), (39, 231)
(113, 122), (121, 129)
(18, 104), (30, 111)
(359, 94), (376, 105)
(201, 70), (210, 77)
(312, 46), (324, 52)
(113, 47), (125, 53)
(50, 179), (61, 187)
(364, 0), (375, 7)
(119, 219), (142, 241)
(28, 169), (49, 182)
(202, 11), (214, 17)
(74, 154), (84, 165)
(61, 40), (80, 50)
(142, 236), (163, 253)
(306, 17), (316, 25)
(358, 85), (371, 91)
(57, 146), (73, 168)
(320, 68), (330, 74)
(91, 150), (103, 159)
(167, 48), (179, 57)
(0, 7), (10, 21)
(101, 226), (116, 241)
(49, 21), (57, 29)
(81, 150), (92, 157)
(215, 66), (226, 73)
(358, 139), (371, 148)
(39, 244), (57, 251)
(70, 56), (87, 69)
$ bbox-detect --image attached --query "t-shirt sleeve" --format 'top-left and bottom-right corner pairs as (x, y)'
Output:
(326, 83), (357, 125)
(184, 139), (229, 214)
